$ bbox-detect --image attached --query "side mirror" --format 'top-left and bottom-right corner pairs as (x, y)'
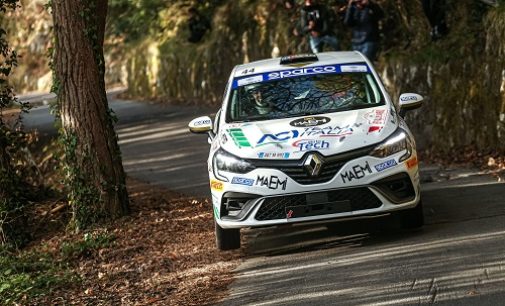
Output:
(188, 116), (213, 134)
(399, 93), (423, 117)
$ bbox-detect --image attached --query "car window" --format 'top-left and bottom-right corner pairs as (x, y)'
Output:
(227, 72), (384, 123)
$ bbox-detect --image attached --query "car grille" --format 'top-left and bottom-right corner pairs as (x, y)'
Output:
(255, 187), (382, 221)
(247, 145), (374, 185)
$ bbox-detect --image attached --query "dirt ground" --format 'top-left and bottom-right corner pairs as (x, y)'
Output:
(29, 178), (242, 305)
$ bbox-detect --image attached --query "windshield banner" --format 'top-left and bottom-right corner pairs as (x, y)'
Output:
(232, 63), (370, 89)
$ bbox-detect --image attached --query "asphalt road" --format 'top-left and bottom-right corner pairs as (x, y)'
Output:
(22, 95), (505, 305)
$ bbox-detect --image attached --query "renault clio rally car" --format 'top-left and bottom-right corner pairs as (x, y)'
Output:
(189, 52), (424, 250)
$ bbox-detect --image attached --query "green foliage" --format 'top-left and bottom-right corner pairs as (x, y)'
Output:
(0, 0), (32, 247)
(60, 231), (114, 260)
(0, 246), (76, 304)
(108, 0), (168, 43)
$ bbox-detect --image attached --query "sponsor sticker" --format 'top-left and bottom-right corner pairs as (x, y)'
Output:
(231, 177), (255, 186)
(256, 175), (288, 190)
(228, 128), (252, 148)
(406, 156), (418, 169)
(257, 125), (353, 146)
(232, 63), (371, 89)
(374, 159), (398, 172)
(194, 119), (211, 126)
(364, 109), (387, 125)
(237, 75), (263, 86)
(341, 161), (372, 183)
(210, 179), (224, 191)
(400, 95), (418, 102)
(258, 152), (290, 159)
(289, 116), (331, 127)
(292, 139), (330, 153)
(341, 65), (368, 72)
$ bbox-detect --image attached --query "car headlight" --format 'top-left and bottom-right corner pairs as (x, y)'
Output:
(212, 149), (255, 181)
(370, 128), (413, 162)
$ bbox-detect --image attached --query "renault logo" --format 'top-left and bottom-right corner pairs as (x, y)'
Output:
(304, 153), (323, 176)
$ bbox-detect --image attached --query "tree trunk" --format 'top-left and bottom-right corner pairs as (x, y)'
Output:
(52, 0), (129, 229)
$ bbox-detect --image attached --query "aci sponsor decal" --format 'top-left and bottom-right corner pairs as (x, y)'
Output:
(257, 125), (353, 146)
(228, 128), (252, 148)
(289, 116), (331, 127)
(292, 139), (330, 153)
(231, 177), (254, 186)
(210, 179), (224, 191)
(374, 159), (398, 172)
(341, 161), (372, 183)
(258, 152), (290, 159)
(406, 156), (418, 169)
(256, 175), (288, 190)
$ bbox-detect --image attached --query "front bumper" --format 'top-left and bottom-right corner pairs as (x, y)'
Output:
(210, 151), (421, 229)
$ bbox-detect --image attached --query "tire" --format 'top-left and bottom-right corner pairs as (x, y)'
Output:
(215, 221), (241, 251)
(400, 200), (424, 229)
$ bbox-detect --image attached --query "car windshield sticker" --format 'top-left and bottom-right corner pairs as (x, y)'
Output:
(232, 63), (371, 89)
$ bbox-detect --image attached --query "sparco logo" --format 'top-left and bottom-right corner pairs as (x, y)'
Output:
(289, 116), (330, 127)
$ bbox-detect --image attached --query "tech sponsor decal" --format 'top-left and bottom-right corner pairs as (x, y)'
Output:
(289, 116), (331, 127)
(292, 139), (330, 153)
(256, 175), (288, 190)
(406, 156), (419, 169)
(258, 152), (290, 159)
(228, 128), (252, 148)
(231, 177), (255, 186)
(374, 159), (398, 172)
(210, 179), (224, 191)
(341, 161), (372, 183)
(257, 125), (353, 146)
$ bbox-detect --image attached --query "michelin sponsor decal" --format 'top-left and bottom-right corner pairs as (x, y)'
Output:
(232, 63), (371, 89)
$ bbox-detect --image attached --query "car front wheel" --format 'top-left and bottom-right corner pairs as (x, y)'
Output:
(215, 221), (241, 250)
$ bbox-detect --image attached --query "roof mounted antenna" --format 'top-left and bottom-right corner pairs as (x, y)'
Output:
(280, 54), (319, 65)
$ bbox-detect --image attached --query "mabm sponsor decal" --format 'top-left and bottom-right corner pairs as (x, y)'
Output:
(341, 161), (372, 183)
(374, 159), (398, 172)
(231, 177), (255, 186)
(256, 175), (288, 190)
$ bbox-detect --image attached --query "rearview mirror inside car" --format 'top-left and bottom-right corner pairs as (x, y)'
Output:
(188, 116), (213, 134)
(399, 93), (423, 117)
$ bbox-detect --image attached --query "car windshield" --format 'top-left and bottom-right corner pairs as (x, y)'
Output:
(227, 72), (385, 122)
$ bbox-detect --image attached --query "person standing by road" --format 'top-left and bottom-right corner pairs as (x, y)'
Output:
(300, 0), (340, 53)
(343, 0), (384, 61)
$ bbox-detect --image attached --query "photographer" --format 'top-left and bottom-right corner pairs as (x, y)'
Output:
(344, 0), (384, 61)
(300, 0), (339, 53)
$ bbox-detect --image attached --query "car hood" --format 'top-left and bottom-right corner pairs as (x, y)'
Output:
(219, 106), (398, 160)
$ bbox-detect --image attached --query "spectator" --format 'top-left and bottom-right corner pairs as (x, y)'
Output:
(344, 0), (384, 61)
(300, 0), (340, 53)
(421, 0), (448, 41)
(187, 7), (211, 43)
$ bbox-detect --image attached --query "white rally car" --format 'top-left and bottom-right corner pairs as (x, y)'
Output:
(189, 52), (424, 250)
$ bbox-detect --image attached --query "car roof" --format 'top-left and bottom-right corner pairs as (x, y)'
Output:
(232, 51), (368, 78)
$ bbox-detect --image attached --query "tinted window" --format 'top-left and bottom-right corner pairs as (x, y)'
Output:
(227, 73), (384, 122)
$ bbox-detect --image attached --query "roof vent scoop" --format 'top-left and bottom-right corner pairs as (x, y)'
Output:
(280, 54), (319, 65)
